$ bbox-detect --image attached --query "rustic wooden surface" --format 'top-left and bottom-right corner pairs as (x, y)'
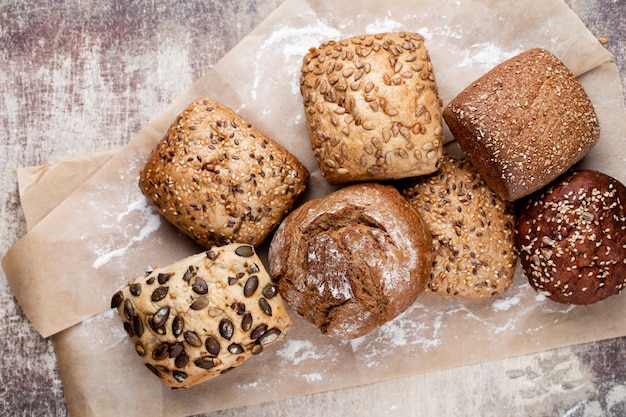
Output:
(1, 1), (625, 416)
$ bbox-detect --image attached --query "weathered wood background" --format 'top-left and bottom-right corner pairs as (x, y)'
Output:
(1, 0), (625, 416)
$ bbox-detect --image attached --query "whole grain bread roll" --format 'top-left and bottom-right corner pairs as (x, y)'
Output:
(268, 183), (432, 340)
(139, 96), (309, 249)
(398, 153), (517, 298)
(516, 170), (626, 305)
(443, 48), (600, 201)
(111, 243), (291, 388)
(300, 32), (444, 185)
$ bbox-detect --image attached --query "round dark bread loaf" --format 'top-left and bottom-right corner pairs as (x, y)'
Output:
(516, 170), (626, 305)
(268, 183), (432, 339)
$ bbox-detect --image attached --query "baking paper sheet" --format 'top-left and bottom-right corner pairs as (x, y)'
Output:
(3, 0), (626, 416)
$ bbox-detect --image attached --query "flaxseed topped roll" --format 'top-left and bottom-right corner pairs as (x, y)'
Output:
(139, 96), (309, 249)
(398, 153), (517, 298)
(443, 48), (600, 201)
(300, 32), (444, 185)
(111, 243), (291, 388)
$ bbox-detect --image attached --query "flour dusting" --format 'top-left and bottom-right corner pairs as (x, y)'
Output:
(492, 295), (521, 312)
(276, 339), (324, 365)
(458, 43), (522, 68)
(92, 198), (161, 269)
(81, 309), (126, 349)
(365, 13), (403, 33)
(252, 20), (342, 100)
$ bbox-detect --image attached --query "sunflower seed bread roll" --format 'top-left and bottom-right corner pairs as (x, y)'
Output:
(443, 48), (600, 201)
(398, 153), (517, 298)
(139, 96), (309, 249)
(300, 32), (444, 185)
(268, 183), (432, 340)
(110, 243), (291, 388)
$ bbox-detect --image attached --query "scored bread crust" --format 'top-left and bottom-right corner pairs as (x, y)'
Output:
(300, 32), (444, 185)
(516, 170), (626, 305)
(268, 183), (432, 340)
(139, 96), (309, 249)
(443, 48), (600, 201)
(111, 243), (291, 388)
(399, 154), (517, 298)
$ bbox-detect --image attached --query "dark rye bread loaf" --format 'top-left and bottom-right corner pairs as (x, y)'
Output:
(111, 244), (291, 388)
(139, 96), (309, 249)
(268, 183), (432, 339)
(443, 48), (600, 201)
(300, 32), (444, 185)
(516, 170), (626, 305)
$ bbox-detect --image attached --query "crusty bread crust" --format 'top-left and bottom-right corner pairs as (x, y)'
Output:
(443, 48), (600, 201)
(139, 96), (309, 248)
(300, 32), (444, 184)
(268, 183), (432, 340)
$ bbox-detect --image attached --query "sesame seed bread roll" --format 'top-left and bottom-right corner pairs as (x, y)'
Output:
(300, 32), (444, 185)
(139, 96), (309, 249)
(268, 183), (432, 340)
(398, 154), (517, 298)
(516, 170), (626, 305)
(443, 48), (600, 201)
(110, 243), (291, 388)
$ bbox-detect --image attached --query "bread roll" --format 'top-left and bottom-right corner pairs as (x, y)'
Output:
(139, 96), (309, 248)
(300, 32), (444, 185)
(399, 153), (517, 298)
(111, 244), (291, 388)
(268, 183), (432, 339)
(516, 170), (626, 305)
(443, 48), (600, 201)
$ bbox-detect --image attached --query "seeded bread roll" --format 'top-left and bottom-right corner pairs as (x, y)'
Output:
(139, 96), (309, 249)
(110, 243), (291, 388)
(300, 32), (444, 185)
(268, 183), (432, 339)
(399, 153), (517, 298)
(516, 170), (626, 305)
(443, 48), (600, 201)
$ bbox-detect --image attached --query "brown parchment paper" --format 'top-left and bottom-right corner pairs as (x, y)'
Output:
(3, 0), (626, 416)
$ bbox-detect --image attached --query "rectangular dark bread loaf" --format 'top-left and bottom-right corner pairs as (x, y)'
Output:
(443, 48), (600, 201)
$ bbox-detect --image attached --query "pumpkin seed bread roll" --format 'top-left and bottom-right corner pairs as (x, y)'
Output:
(398, 153), (517, 298)
(443, 48), (600, 201)
(139, 96), (309, 249)
(110, 244), (291, 388)
(300, 32), (444, 185)
(268, 183), (432, 340)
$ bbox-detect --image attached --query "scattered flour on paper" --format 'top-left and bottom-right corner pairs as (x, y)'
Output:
(492, 295), (521, 312)
(458, 43), (522, 69)
(91, 197), (161, 269)
(364, 13), (404, 33)
(302, 372), (323, 383)
(251, 19), (342, 101)
(276, 338), (328, 365)
(81, 309), (127, 349)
